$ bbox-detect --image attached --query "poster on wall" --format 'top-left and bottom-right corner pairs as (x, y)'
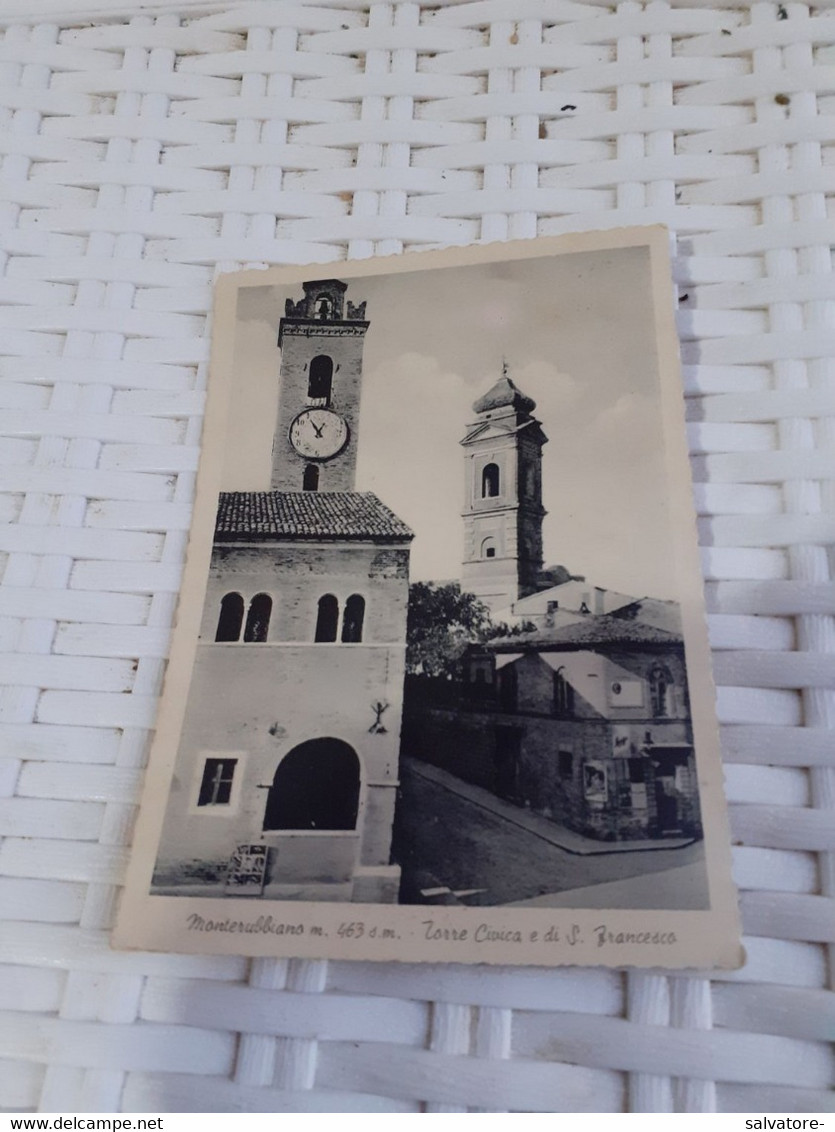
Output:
(114, 229), (743, 969)
(583, 762), (608, 803)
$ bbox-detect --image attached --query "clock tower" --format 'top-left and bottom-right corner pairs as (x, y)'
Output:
(272, 279), (369, 492)
(152, 279), (413, 906)
(461, 368), (548, 617)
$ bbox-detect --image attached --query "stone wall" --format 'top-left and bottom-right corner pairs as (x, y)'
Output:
(404, 676), (701, 842)
(202, 543), (410, 645)
(154, 538), (409, 902)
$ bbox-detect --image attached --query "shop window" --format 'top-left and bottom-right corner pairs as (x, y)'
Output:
(628, 758), (647, 783)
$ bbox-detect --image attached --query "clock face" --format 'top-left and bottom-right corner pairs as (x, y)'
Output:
(289, 408), (349, 460)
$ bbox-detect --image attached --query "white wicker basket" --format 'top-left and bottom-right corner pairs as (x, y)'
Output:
(0, 0), (832, 1113)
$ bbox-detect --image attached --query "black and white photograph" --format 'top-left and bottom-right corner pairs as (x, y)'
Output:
(115, 230), (742, 968)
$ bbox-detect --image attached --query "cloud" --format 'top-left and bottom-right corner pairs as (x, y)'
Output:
(510, 359), (581, 415)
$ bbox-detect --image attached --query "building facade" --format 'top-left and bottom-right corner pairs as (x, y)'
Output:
(152, 282), (413, 902)
(403, 372), (702, 844)
(405, 613), (701, 842)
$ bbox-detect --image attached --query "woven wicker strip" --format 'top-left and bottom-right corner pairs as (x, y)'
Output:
(0, 0), (832, 1114)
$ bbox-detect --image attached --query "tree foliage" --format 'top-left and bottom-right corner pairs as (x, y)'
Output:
(406, 582), (538, 678)
(406, 582), (493, 678)
(486, 619), (538, 639)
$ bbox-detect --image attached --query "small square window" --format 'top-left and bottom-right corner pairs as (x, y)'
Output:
(198, 758), (237, 806)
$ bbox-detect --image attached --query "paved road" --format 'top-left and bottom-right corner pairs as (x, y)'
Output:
(392, 759), (707, 908)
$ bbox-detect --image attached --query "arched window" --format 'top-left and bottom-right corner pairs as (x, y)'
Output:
(244, 593), (272, 643)
(341, 594), (365, 643)
(303, 463), (319, 491)
(315, 594), (339, 642)
(650, 665), (673, 717)
(481, 537), (497, 559)
(482, 462), (500, 498)
(315, 296), (332, 320)
(308, 355), (333, 403)
(215, 592), (244, 642)
(263, 738), (360, 831)
(553, 671), (575, 718)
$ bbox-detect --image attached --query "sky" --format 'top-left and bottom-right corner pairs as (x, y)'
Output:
(226, 244), (682, 601)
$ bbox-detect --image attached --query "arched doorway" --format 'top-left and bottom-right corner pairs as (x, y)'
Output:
(263, 738), (360, 831)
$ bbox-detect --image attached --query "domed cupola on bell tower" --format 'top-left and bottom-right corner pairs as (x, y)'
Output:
(460, 365), (548, 617)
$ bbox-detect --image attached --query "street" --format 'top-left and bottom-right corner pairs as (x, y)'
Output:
(392, 758), (708, 909)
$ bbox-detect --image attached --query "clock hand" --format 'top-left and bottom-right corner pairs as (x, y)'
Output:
(312, 421), (325, 438)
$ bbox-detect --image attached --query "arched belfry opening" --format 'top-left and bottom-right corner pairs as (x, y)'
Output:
(308, 354), (333, 403)
(263, 738), (360, 831)
(482, 462), (500, 498)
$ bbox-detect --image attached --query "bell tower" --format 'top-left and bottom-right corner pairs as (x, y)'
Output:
(272, 279), (370, 492)
(461, 367), (547, 617)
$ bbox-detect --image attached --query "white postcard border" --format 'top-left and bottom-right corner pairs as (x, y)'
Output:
(113, 227), (743, 970)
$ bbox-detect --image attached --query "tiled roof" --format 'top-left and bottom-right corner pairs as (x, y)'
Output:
(490, 612), (682, 650)
(215, 491), (414, 543)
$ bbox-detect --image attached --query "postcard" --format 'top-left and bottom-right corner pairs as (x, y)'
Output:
(113, 228), (743, 968)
